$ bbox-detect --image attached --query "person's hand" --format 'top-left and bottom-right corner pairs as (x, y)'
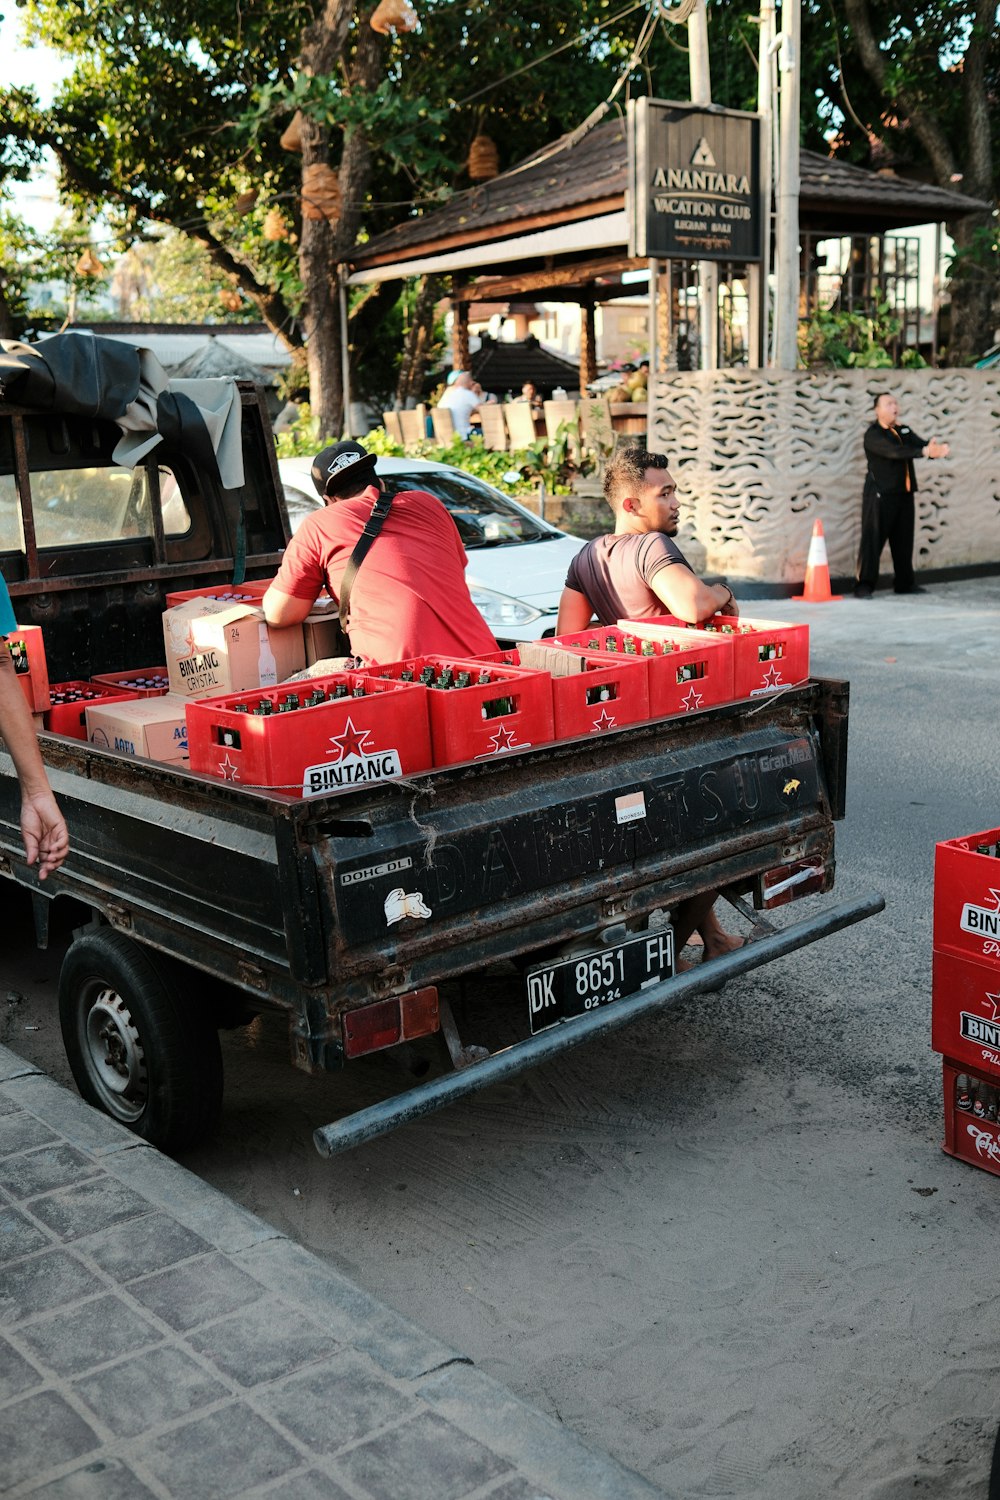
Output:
(927, 439), (949, 459)
(21, 790), (69, 879)
(719, 595), (740, 618)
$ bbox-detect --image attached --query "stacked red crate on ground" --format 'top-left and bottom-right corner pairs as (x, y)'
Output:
(933, 827), (1000, 1175)
(185, 672), (432, 796)
(617, 615), (809, 700)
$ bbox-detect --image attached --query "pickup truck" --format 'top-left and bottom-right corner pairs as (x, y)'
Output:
(0, 335), (882, 1156)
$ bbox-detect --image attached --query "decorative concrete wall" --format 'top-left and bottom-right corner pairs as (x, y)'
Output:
(649, 369), (1000, 585)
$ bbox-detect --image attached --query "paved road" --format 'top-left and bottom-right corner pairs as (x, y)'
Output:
(5, 576), (1000, 1498)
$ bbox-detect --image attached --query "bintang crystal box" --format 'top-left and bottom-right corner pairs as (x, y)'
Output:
(163, 598), (306, 700)
(185, 673), (432, 796)
(618, 615), (810, 700)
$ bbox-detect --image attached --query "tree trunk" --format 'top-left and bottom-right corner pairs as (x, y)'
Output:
(298, 6), (386, 438)
(944, 211), (997, 366)
(396, 275), (443, 405)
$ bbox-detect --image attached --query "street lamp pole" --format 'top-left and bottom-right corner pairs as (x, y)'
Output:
(687, 0), (718, 371)
(773, 0), (801, 369)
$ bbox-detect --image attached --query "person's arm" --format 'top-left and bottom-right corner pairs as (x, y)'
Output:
(262, 524), (324, 627)
(262, 585), (315, 627)
(0, 647), (68, 879)
(556, 586), (595, 635)
(864, 426), (927, 462)
(650, 566), (736, 626)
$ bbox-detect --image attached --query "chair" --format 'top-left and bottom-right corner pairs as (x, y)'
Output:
(398, 408), (425, 448)
(543, 399), (581, 463)
(477, 404), (508, 451)
(381, 409), (404, 445)
(503, 401), (538, 451)
(578, 396), (614, 460)
(430, 405), (456, 444)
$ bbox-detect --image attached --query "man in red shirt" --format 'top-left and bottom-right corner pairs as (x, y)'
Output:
(263, 441), (497, 666)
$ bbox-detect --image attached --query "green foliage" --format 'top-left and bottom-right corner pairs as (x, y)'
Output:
(798, 297), (906, 369)
(275, 413), (587, 495)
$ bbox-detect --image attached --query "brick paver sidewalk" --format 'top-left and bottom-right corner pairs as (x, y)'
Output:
(0, 1044), (666, 1500)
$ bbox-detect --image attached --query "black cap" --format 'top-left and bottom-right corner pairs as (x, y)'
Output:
(311, 440), (377, 497)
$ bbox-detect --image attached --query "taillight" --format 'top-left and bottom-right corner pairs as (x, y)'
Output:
(342, 987), (439, 1059)
(757, 858), (827, 908)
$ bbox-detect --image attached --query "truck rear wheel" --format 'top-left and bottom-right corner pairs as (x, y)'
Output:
(59, 929), (223, 1153)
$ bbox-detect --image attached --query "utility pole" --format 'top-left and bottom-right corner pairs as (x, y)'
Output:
(773, 0), (801, 369)
(687, 0), (718, 371)
(754, 0), (777, 367)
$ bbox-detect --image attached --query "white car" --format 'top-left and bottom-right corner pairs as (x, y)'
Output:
(277, 455), (588, 645)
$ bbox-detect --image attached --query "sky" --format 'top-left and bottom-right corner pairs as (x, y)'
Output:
(1, 7), (71, 233)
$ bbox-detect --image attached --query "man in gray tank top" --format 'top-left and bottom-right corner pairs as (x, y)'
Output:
(556, 446), (742, 964)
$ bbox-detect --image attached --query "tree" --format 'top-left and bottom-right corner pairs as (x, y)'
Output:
(806, 0), (999, 365)
(0, 0), (769, 428)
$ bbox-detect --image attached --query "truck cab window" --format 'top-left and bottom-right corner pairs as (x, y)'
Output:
(28, 464), (191, 549)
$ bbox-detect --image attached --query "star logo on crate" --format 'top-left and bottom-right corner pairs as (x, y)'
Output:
(981, 991), (1000, 1023)
(591, 708), (617, 733)
(218, 754), (240, 782)
(487, 723), (518, 753)
(680, 685), (703, 711)
(327, 716), (373, 761)
(983, 888), (1000, 914)
(760, 664), (785, 690)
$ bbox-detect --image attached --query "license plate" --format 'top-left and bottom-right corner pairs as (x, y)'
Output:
(526, 927), (674, 1034)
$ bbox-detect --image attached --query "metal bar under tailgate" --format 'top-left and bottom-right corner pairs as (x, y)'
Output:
(313, 889), (885, 1157)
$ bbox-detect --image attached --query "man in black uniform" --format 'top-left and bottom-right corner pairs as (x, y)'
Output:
(855, 392), (950, 598)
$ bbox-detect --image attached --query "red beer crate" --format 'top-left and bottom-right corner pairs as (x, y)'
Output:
(185, 673), (431, 797)
(371, 656), (553, 767)
(941, 1057), (1000, 1178)
(6, 625), (50, 712)
(933, 829), (1000, 967)
(553, 625), (734, 718)
(44, 681), (138, 740)
(932, 948), (1000, 1076)
(90, 667), (170, 698)
(482, 645), (649, 740)
(164, 579), (273, 609)
(618, 614), (809, 700)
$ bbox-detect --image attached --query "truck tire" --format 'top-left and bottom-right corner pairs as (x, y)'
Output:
(58, 929), (223, 1153)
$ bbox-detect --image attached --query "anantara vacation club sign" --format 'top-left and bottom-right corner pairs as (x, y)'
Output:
(627, 99), (762, 263)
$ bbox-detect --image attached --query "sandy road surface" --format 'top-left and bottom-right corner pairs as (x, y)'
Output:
(5, 577), (1000, 1499)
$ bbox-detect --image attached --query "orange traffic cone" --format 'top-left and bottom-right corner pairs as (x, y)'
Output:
(793, 519), (842, 602)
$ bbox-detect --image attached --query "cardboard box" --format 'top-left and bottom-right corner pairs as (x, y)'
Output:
(6, 625), (51, 712)
(163, 598), (305, 701)
(302, 605), (350, 667)
(86, 694), (190, 765)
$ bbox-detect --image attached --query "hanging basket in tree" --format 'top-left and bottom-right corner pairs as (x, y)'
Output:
(234, 188), (259, 216)
(301, 162), (341, 223)
(263, 207), (289, 241)
(280, 110), (304, 153)
(370, 0), (418, 35)
(74, 247), (104, 277)
(468, 134), (499, 181)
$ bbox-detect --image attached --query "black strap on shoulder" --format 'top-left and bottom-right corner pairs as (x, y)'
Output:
(337, 486), (394, 631)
